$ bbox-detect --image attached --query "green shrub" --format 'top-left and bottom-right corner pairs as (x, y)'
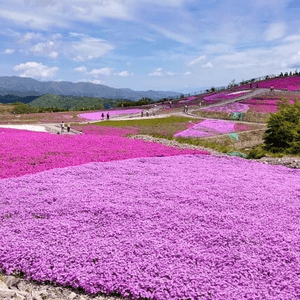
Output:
(263, 98), (300, 154)
(247, 147), (266, 159)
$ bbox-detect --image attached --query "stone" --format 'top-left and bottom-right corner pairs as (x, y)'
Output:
(68, 292), (77, 299)
(5, 276), (21, 288)
(0, 279), (8, 290)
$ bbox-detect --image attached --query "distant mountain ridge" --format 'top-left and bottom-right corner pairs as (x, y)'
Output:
(0, 76), (181, 101)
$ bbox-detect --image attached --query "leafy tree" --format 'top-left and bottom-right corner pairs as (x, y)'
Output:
(180, 94), (185, 99)
(263, 98), (300, 153)
(279, 72), (283, 77)
(289, 71), (293, 76)
(284, 72), (289, 77)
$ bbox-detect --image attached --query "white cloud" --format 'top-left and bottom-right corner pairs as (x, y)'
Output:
(150, 25), (192, 44)
(67, 37), (114, 61)
(148, 68), (163, 76)
(265, 23), (286, 41)
(205, 44), (233, 54)
(4, 49), (15, 54)
(30, 41), (59, 59)
(74, 66), (87, 72)
(183, 71), (191, 75)
(188, 55), (206, 66)
(52, 33), (63, 40)
(0, 9), (68, 30)
(16, 32), (44, 44)
(116, 71), (133, 77)
(202, 62), (214, 68)
(81, 79), (106, 85)
(89, 67), (114, 76)
(13, 62), (59, 79)
(166, 71), (176, 76)
(284, 35), (300, 42)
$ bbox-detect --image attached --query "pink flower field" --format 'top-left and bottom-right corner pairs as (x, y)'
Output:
(0, 155), (300, 300)
(240, 99), (295, 114)
(203, 91), (248, 102)
(202, 102), (249, 113)
(174, 119), (248, 138)
(253, 76), (300, 91)
(0, 126), (209, 179)
(80, 109), (142, 120)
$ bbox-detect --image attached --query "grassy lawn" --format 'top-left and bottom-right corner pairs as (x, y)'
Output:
(94, 115), (200, 138)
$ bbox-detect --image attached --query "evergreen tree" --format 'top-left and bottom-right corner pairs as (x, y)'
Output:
(263, 98), (300, 153)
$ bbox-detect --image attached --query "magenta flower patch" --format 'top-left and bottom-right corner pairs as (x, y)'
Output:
(0, 155), (299, 300)
(203, 91), (248, 102)
(203, 102), (249, 113)
(0, 127), (209, 179)
(80, 109), (142, 120)
(174, 119), (237, 138)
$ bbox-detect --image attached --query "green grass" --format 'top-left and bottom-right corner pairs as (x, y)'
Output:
(94, 116), (201, 138)
(94, 115), (194, 126)
(174, 136), (233, 153)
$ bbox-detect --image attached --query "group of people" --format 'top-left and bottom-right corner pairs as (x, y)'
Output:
(60, 121), (71, 134)
(101, 112), (110, 120)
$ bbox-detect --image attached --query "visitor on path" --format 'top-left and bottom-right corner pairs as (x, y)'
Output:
(106, 113), (110, 120)
(60, 121), (65, 134)
(67, 123), (71, 133)
(101, 113), (104, 119)
(270, 85), (274, 92)
(146, 110), (149, 117)
(199, 100), (202, 106)
(250, 83), (252, 89)
(256, 83), (259, 88)
(141, 110), (144, 117)
(186, 104), (189, 113)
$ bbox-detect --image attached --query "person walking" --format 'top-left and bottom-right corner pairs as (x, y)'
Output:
(101, 112), (104, 120)
(141, 110), (144, 117)
(67, 123), (71, 133)
(186, 104), (189, 113)
(60, 121), (65, 134)
(106, 112), (110, 120)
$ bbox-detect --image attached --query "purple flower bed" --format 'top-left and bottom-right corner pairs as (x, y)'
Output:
(174, 119), (237, 138)
(0, 127), (209, 179)
(0, 155), (300, 300)
(203, 102), (249, 113)
(203, 91), (248, 102)
(254, 77), (300, 91)
(80, 109), (142, 120)
(240, 99), (284, 113)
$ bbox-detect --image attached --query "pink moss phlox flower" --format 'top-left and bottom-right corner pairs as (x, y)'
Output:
(174, 119), (237, 138)
(0, 126), (209, 179)
(0, 155), (299, 299)
(203, 102), (249, 113)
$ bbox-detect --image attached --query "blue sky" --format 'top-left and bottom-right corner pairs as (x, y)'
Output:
(1, 0), (300, 93)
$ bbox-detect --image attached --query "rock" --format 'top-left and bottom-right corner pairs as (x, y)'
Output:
(0, 289), (19, 299)
(31, 290), (43, 300)
(5, 276), (20, 288)
(0, 279), (8, 290)
(68, 292), (77, 299)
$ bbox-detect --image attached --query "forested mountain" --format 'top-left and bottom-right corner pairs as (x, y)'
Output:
(0, 76), (181, 101)
(0, 94), (40, 104)
(29, 94), (130, 110)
